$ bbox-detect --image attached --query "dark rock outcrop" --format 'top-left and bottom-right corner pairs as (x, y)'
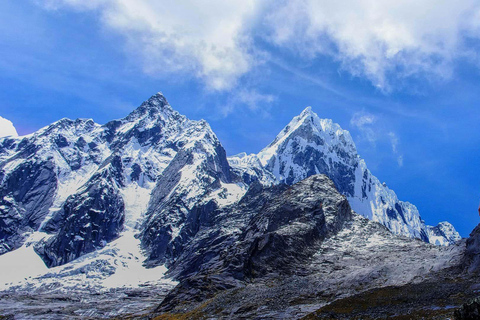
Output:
(156, 174), (352, 312)
(464, 223), (480, 272)
(455, 297), (480, 320)
(140, 139), (233, 267)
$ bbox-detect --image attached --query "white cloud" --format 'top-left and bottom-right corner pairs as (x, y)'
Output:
(265, 0), (480, 91)
(397, 155), (404, 167)
(351, 114), (404, 167)
(41, 1), (480, 92)
(350, 113), (376, 127)
(43, 0), (263, 91)
(0, 116), (18, 138)
(388, 132), (398, 153)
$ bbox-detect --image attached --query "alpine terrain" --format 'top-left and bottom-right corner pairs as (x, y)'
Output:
(1, 92), (478, 320)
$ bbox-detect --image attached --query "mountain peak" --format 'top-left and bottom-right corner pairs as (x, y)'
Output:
(299, 106), (313, 117)
(126, 92), (175, 122)
(288, 107), (338, 137)
(141, 92), (171, 111)
(258, 107), (356, 167)
(150, 92), (168, 104)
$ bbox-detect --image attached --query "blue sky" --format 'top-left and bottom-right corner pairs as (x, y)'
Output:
(1, 0), (480, 237)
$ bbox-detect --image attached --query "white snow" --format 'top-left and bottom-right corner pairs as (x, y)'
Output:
(0, 243), (49, 290)
(205, 182), (247, 207)
(0, 116), (18, 138)
(120, 182), (153, 228)
(99, 229), (173, 289)
(0, 229), (176, 292)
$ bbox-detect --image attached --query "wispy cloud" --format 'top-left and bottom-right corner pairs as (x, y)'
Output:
(351, 113), (376, 128)
(397, 155), (404, 167)
(350, 113), (404, 167)
(388, 132), (398, 153)
(221, 89), (276, 117)
(388, 132), (403, 167)
(350, 112), (377, 145)
(270, 58), (347, 98)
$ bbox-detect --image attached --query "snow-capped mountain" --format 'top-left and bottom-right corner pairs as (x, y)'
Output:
(0, 93), (245, 265)
(0, 93), (459, 266)
(0, 92), (466, 319)
(230, 106), (459, 246)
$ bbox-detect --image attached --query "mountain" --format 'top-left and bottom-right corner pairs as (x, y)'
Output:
(235, 106), (460, 245)
(0, 93), (244, 265)
(0, 92), (466, 319)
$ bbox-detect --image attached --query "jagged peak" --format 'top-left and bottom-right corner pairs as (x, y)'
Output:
(228, 152), (262, 166)
(299, 106), (313, 117)
(276, 107), (337, 141)
(38, 117), (98, 137)
(258, 106), (357, 166)
(141, 92), (171, 112)
(126, 92), (175, 122)
(229, 152), (248, 159)
(147, 92), (169, 106)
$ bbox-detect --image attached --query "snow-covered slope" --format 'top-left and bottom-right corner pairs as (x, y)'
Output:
(228, 152), (275, 186)
(427, 221), (462, 246)
(253, 107), (460, 245)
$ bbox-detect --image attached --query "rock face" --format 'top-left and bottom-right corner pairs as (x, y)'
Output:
(0, 159), (57, 254)
(139, 131), (235, 266)
(155, 174), (464, 318)
(455, 297), (480, 320)
(464, 223), (480, 272)
(36, 156), (126, 267)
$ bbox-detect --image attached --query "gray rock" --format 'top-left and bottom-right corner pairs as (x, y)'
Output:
(0, 159), (57, 254)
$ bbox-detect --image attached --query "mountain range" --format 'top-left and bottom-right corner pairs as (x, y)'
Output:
(0, 92), (470, 319)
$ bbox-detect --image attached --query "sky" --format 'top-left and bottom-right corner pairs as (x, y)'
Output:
(1, 0), (480, 237)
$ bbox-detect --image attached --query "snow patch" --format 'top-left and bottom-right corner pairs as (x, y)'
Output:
(0, 116), (18, 138)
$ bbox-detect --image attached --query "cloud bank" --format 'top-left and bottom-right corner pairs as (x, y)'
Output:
(42, 0), (480, 91)
(0, 116), (18, 138)
(265, 0), (480, 91)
